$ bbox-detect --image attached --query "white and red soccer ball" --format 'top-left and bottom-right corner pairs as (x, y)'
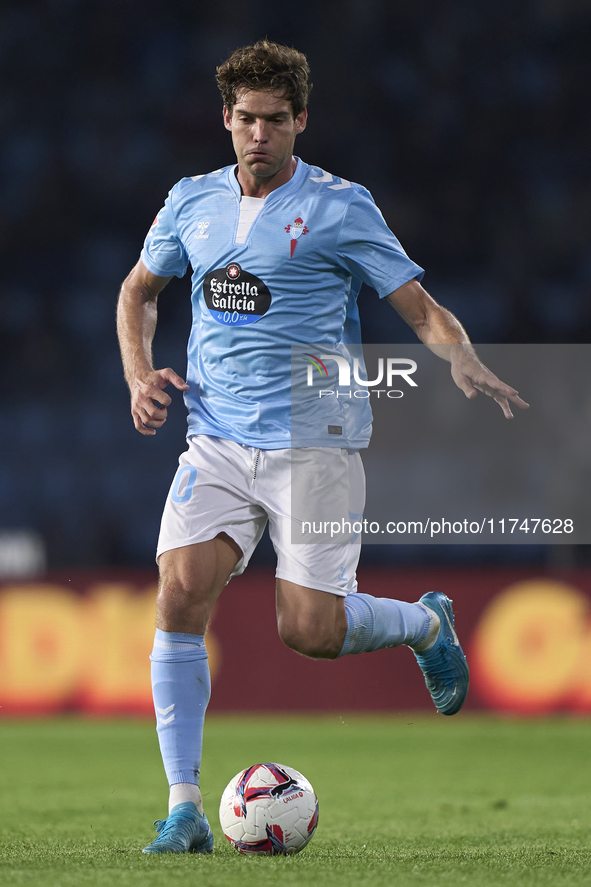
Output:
(219, 763), (319, 855)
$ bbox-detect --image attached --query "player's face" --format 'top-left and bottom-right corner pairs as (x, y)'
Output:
(223, 90), (307, 185)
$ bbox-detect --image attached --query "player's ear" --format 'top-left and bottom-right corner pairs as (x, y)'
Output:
(223, 105), (233, 130)
(295, 108), (307, 135)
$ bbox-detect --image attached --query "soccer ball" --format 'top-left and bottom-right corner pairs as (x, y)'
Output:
(219, 762), (319, 855)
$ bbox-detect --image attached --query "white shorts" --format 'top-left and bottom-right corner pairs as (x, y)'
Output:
(157, 435), (366, 596)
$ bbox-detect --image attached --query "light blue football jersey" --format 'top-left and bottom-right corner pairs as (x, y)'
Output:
(140, 158), (424, 448)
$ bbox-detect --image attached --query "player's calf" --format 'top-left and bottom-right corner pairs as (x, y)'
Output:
(278, 618), (344, 659)
(276, 581), (348, 659)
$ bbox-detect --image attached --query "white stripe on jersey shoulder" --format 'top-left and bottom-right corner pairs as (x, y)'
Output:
(309, 168), (351, 190)
(191, 168), (225, 181)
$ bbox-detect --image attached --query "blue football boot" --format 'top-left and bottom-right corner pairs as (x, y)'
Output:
(142, 802), (214, 854)
(413, 592), (469, 716)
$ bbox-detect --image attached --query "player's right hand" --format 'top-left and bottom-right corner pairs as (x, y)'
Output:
(130, 368), (190, 436)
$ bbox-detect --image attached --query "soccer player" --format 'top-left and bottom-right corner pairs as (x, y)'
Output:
(116, 40), (528, 854)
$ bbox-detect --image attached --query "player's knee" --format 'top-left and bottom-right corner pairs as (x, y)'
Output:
(156, 573), (212, 633)
(278, 619), (341, 660)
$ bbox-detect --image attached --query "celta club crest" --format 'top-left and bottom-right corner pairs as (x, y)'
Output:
(285, 216), (309, 257)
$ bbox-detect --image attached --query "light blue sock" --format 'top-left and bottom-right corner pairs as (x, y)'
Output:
(150, 629), (210, 786)
(338, 593), (430, 657)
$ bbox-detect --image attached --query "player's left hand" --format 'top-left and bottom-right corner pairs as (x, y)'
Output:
(450, 348), (529, 419)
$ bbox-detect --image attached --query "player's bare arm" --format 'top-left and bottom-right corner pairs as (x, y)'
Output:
(387, 278), (529, 419)
(116, 260), (188, 436)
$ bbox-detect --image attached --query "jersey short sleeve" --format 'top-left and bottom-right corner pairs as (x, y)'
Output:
(140, 188), (189, 279)
(336, 188), (424, 297)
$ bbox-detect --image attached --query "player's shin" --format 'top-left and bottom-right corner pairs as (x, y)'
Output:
(150, 629), (210, 813)
(337, 593), (432, 656)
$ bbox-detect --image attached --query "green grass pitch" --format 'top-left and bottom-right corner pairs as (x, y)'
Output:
(1, 715), (591, 886)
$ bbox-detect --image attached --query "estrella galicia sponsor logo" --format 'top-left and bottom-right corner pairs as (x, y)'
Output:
(203, 262), (271, 326)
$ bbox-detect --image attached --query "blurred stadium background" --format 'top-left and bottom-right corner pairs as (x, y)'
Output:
(1, 0), (591, 718)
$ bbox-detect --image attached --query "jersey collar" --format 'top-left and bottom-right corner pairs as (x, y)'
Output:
(226, 157), (308, 202)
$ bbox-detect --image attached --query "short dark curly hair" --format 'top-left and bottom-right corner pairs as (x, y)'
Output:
(216, 40), (311, 118)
